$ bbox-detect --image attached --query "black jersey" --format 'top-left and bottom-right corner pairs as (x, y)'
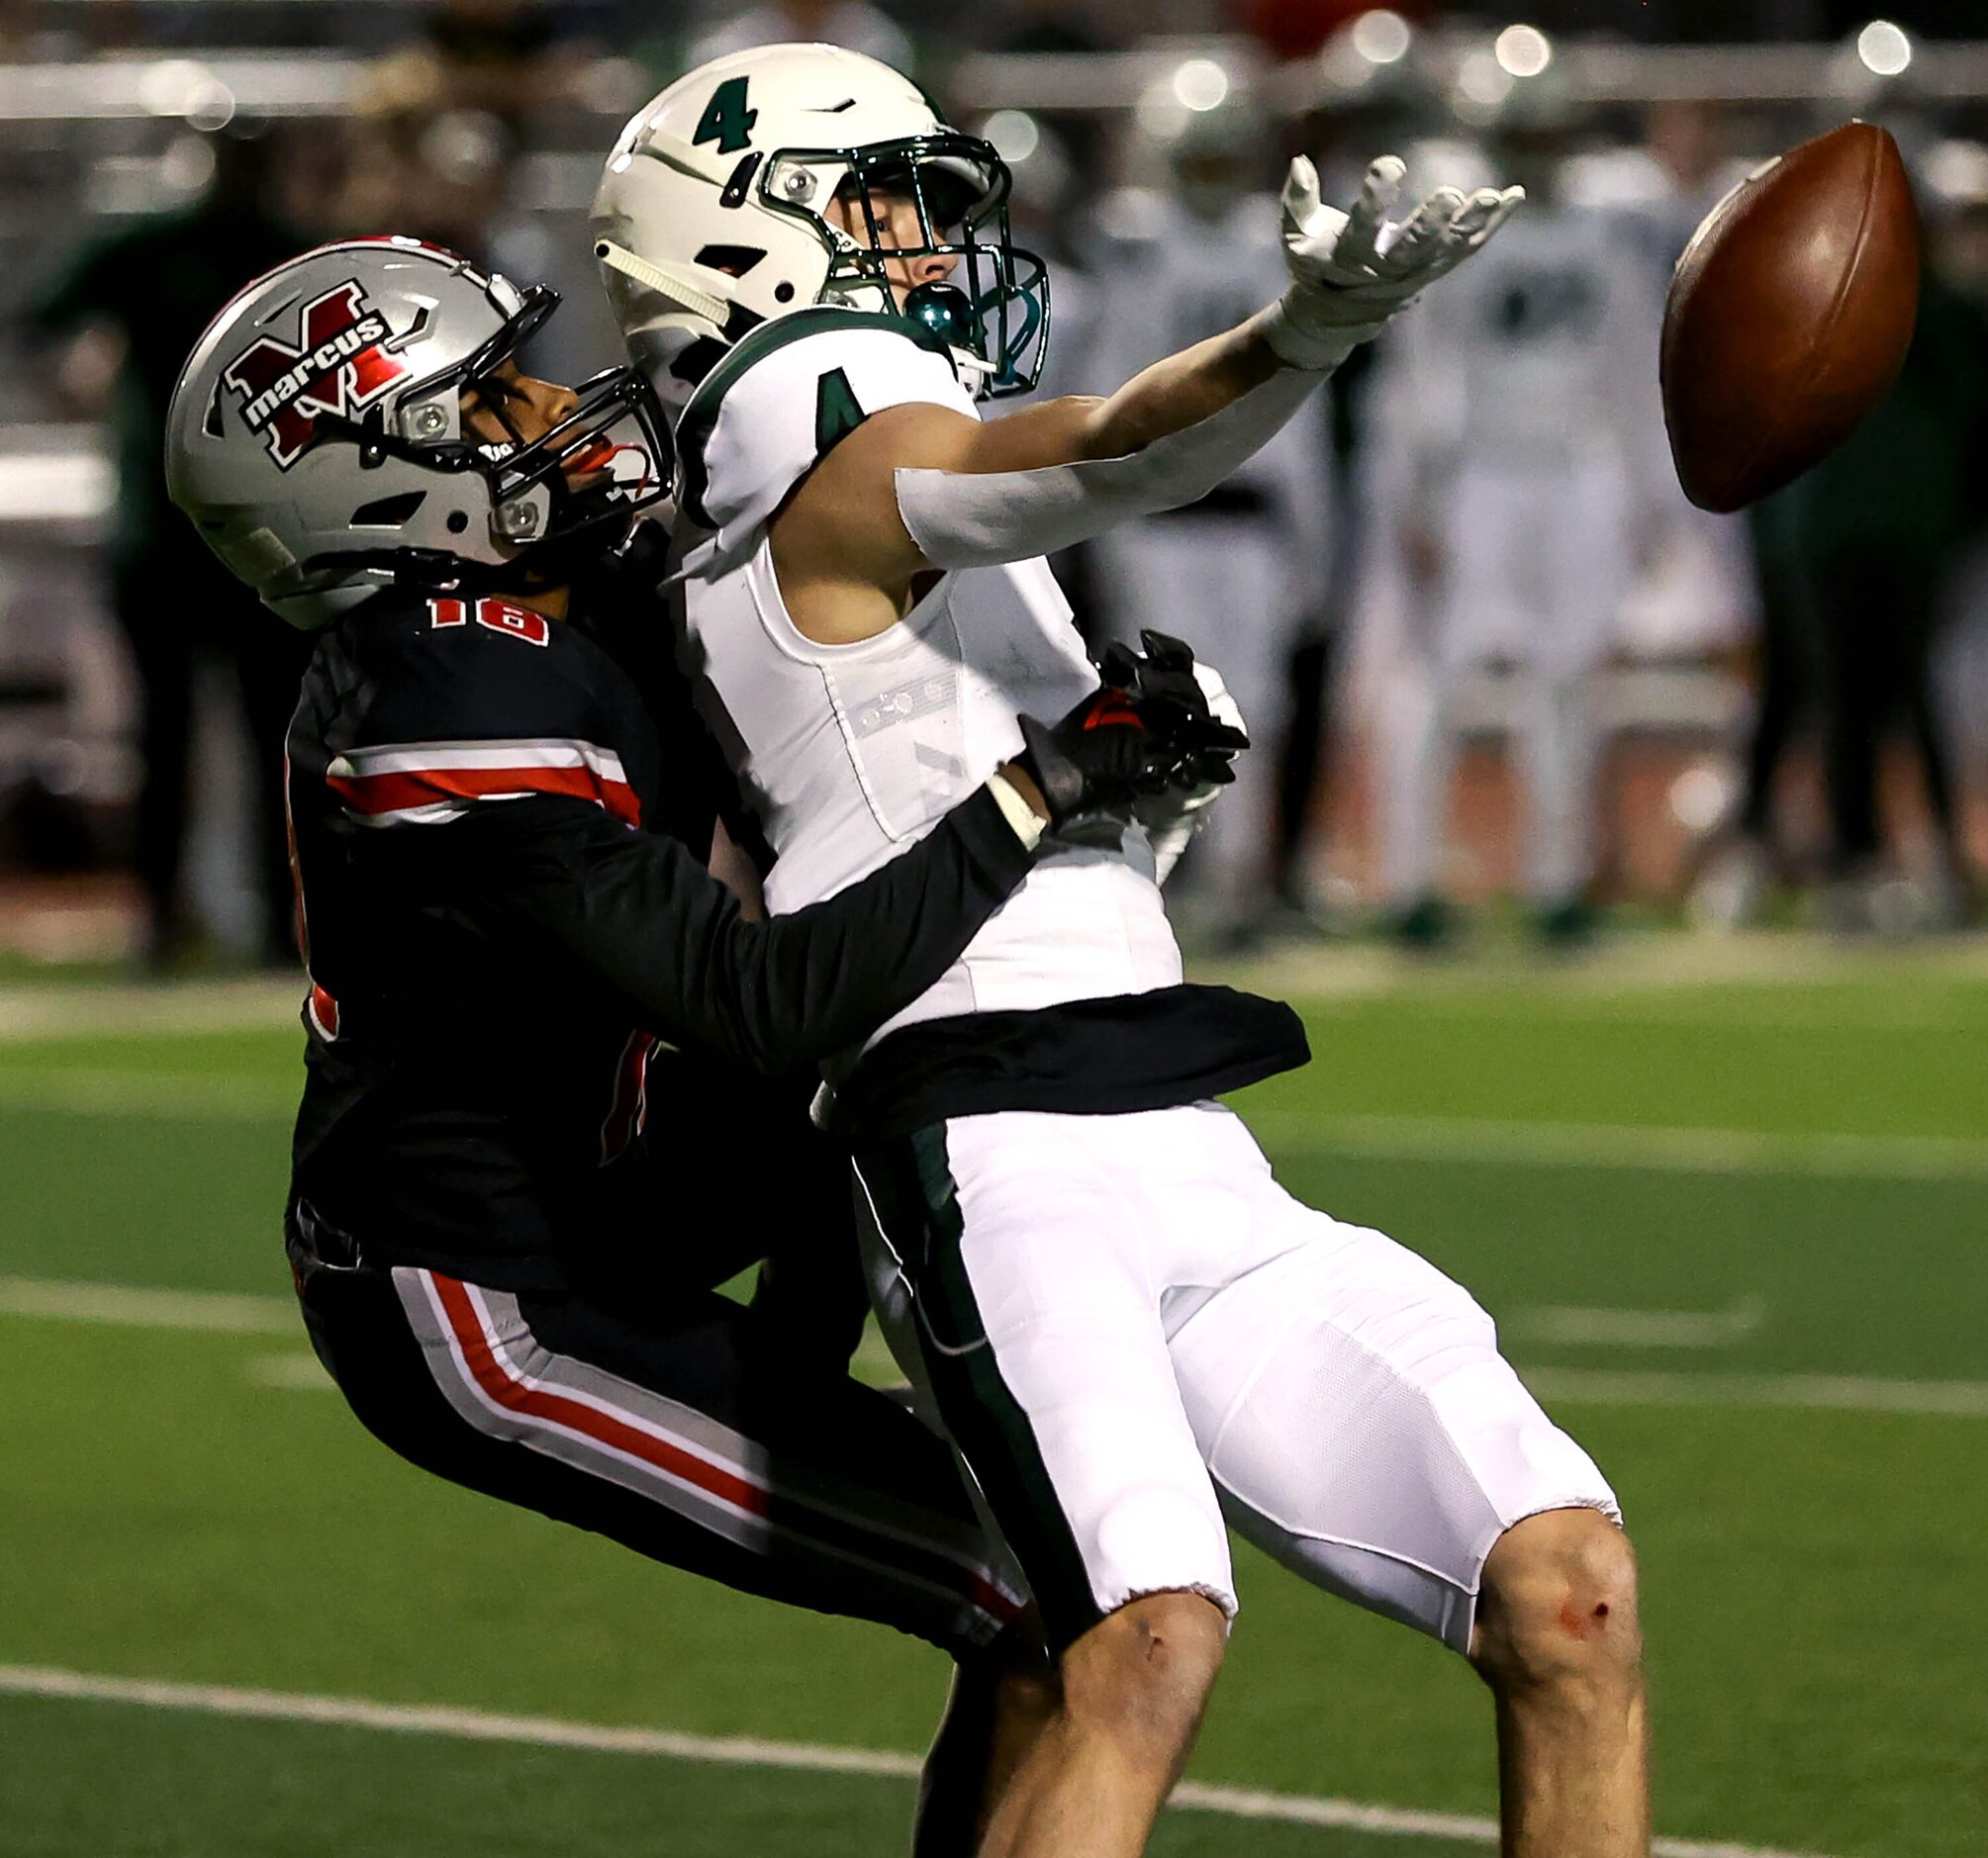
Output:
(285, 585), (1035, 1292)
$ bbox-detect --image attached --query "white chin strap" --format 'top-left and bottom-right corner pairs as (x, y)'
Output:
(596, 238), (730, 330)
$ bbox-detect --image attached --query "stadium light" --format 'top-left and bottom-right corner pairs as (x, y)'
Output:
(1171, 58), (1231, 113)
(1456, 50), (1516, 112)
(982, 109), (1041, 164)
(138, 58), (236, 132)
(1493, 25), (1554, 80)
(1668, 766), (1732, 835)
(1350, 10), (1413, 66)
(1855, 20), (1913, 77)
(1134, 86), (1189, 142)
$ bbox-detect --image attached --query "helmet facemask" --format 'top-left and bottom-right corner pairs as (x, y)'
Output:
(315, 282), (673, 587)
(763, 133), (1051, 397)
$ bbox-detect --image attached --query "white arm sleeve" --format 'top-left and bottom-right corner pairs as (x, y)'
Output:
(895, 351), (1325, 570)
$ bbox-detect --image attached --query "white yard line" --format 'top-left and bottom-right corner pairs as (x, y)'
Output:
(1524, 1367), (1988, 1419)
(0, 979), (302, 1042)
(6, 1279), (1984, 1421)
(1245, 1111), (1988, 1181)
(244, 1352), (332, 1389)
(0, 1068), (292, 1119)
(0, 1663), (1842, 1858)
(1206, 932), (1988, 1004)
(6, 1061), (1986, 1182)
(0, 1277), (297, 1335)
(1509, 1297), (1766, 1350)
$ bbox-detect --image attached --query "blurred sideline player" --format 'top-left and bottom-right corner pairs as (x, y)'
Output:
(1089, 96), (1333, 943)
(1609, 101), (1756, 675)
(598, 45), (1646, 1858)
(975, 108), (1117, 648)
(26, 120), (315, 969)
(1363, 71), (1658, 946)
(164, 238), (1242, 1852)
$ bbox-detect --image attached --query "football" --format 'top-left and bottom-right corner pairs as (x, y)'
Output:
(1660, 121), (1921, 513)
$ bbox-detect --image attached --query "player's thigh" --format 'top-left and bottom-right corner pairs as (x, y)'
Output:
(1168, 1164), (1620, 1656)
(304, 1250), (1020, 1656)
(855, 1114), (1235, 1655)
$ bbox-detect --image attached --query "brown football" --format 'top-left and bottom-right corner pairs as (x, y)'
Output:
(1660, 121), (1921, 513)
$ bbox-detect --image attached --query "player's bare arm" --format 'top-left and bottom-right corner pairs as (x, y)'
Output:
(772, 157), (1522, 641)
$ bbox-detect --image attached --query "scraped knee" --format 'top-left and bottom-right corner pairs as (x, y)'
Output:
(1059, 1589), (1228, 1770)
(1471, 1507), (1642, 1702)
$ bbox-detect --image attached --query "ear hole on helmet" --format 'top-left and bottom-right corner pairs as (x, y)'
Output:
(350, 492), (426, 527)
(694, 244), (765, 277)
(446, 511), (470, 534)
(773, 282), (796, 303)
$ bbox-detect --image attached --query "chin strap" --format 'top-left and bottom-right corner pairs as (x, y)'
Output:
(596, 238), (731, 329)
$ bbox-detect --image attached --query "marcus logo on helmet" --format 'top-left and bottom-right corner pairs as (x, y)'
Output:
(221, 280), (408, 470)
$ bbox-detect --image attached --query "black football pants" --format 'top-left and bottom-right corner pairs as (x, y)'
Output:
(286, 1206), (1022, 1661)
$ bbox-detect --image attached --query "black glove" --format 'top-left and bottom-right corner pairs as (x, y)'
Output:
(1096, 630), (1237, 761)
(1014, 632), (1248, 841)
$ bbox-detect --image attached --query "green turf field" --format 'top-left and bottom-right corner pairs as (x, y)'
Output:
(3, 944), (1985, 1857)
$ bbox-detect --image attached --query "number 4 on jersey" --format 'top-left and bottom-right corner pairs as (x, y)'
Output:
(693, 76), (757, 155)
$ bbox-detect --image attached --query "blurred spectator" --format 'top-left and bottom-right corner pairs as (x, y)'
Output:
(349, 0), (580, 259)
(979, 109), (1114, 648)
(338, 93), (516, 257)
(987, 0), (1118, 177)
(1089, 97), (1333, 945)
(689, 0), (913, 72)
(994, 0), (1110, 55)
(23, 122), (317, 971)
(0, 0), (80, 59)
(1244, 0), (1434, 64)
(378, 0), (581, 134)
(1745, 254), (1988, 931)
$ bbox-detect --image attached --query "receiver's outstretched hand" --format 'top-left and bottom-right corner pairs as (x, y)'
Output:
(1264, 154), (1525, 370)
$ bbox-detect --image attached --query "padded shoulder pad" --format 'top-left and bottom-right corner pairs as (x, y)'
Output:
(676, 308), (978, 559)
(322, 597), (641, 829)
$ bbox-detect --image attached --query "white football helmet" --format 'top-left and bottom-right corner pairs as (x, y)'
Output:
(591, 43), (1050, 410)
(166, 238), (671, 629)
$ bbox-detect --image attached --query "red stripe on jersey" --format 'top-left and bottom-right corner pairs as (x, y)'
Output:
(328, 763), (640, 826)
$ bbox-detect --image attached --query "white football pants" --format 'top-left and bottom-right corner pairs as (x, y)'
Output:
(854, 1101), (1619, 1653)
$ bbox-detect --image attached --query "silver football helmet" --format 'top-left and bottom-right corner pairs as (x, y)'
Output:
(166, 237), (670, 629)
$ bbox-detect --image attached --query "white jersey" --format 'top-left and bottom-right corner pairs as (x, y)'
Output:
(674, 310), (1182, 1055)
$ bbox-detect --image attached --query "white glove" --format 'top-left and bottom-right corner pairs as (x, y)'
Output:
(1138, 661), (1249, 887)
(1261, 154), (1525, 371)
